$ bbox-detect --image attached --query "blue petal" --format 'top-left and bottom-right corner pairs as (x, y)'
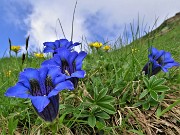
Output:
(54, 40), (60, 48)
(18, 77), (31, 89)
(59, 39), (69, 47)
(150, 47), (158, 56)
(55, 47), (70, 60)
(65, 41), (73, 49)
(161, 67), (168, 72)
(43, 42), (55, 47)
(20, 68), (40, 82)
(41, 59), (58, 67)
(163, 62), (180, 69)
(150, 47), (164, 60)
(39, 66), (48, 81)
(5, 83), (30, 98)
(68, 51), (78, 64)
(68, 70), (86, 79)
(43, 47), (54, 53)
(73, 42), (80, 47)
(162, 52), (175, 63)
(48, 81), (74, 97)
(47, 66), (64, 83)
(53, 55), (62, 66)
(76, 51), (87, 70)
(155, 50), (164, 60)
(54, 74), (67, 84)
(30, 96), (50, 112)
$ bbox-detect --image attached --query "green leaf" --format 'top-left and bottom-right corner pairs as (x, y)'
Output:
(86, 97), (94, 104)
(149, 75), (157, 86)
(96, 112), (110, 119)
(158, 93), (165, 102)
(8, 118), (18, 135)
(78, 110), (90, 118)
(133, 101), (144, 107)
(157, 99), (180, 117)
(153, 85), (170, 92)
(113, 88), (120, 93)
(143, 77), (149, 87)
(150, 91), (158, 101)
(149, 98), (159, 106)
(139, 89), (149, 99)
(59, 113), (67, 124)
(97, 102), (116, 114)
(143, 102), (150, 110)
(88, 115), (96, 128)
(121, 90), (129, 102)
(97, 88), (108, 101)
(96, 121), (105, 130)
(155, 106), (162, 117)
(98, 96), (115, 103)
(94, 87), (98, 100)
(152, 78), (165, 87)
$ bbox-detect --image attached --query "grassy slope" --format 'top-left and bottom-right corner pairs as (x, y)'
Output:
(0, 14), (179, 134)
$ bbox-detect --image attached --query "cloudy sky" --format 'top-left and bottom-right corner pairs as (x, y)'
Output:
(0, 0), (179, 57)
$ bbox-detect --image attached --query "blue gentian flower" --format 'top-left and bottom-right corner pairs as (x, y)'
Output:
(43, 39), (80, 54)
(5, 66), (74, 122)
(42, 47), (87, 88)
(142, 47), (179, 76)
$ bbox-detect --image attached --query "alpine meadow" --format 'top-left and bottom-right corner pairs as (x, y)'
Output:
(0, 6), (180, 135)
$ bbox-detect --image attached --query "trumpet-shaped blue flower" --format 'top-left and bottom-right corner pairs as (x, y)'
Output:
(43, 39), (80, 54)
(143, 47), (179, 76)
(5, 66), (74, 122)
(42, 47), (87, 88)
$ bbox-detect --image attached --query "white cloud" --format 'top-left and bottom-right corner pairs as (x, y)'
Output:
(24, 0), (180, 50)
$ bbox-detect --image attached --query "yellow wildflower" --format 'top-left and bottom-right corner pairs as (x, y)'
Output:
(11, 46), (21, 53)
(34, 53), (44, 58)
(103, 45), (111, 51)
(88, 43), (94, 47)
(6, 70), (11, 77)
(131, 48), (139, 53)
(93, 42), (103, 48)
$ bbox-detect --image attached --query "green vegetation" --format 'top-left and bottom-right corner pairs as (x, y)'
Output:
(0, 14), (179, 135)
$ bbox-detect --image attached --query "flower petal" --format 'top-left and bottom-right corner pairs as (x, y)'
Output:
(47, 66), (65, 83)
(30, 96), (50, 112)
(43, 47), (54, 53)
(5, 83), (30, 98)
(54, 40), (60, 48)
(54, 47), (69, 60)
(20, 68), (40, 82)
(39, 66), (48, 81)
(48, 81), (74, 97)
(163, 62), (180, 69)
(68, 51), (78, 64)
(150, 47), (158, 55)
(41, 59), (58, 67)
(68, 70), (86, 79)
(76, 51), (87, 70)
(73, 42), (80, 47)
(54, 74), (67, 84)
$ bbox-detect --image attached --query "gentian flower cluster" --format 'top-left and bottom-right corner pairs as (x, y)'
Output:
(43, 39), (80, 55)
(42, 47), (87, 88)
(142, 47), (179, 76)
(5, 66), (74, 121)
(5, 39), (87, 122)
(42, 39), (87, 88)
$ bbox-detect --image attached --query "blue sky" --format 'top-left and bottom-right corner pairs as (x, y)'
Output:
(0, 0), (180, 57)
(0, 0), (32, 57)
